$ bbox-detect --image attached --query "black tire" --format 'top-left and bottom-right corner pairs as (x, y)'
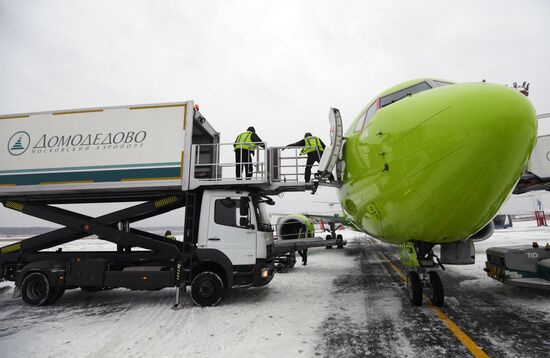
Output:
(427, 271), (444, 307)
(274, 263), (288, 273)
(47, 286), (66, 304)
(191, 271), (224, 307)
(21, 271), (52, 306)
(336, 234), (344, 249)
(325, 234), (333, 249)
(407, 271), (423, 306)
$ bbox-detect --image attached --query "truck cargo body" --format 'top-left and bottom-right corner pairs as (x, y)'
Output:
(0, 101), (218, 199)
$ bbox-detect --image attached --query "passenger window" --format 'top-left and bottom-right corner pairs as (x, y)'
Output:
(214, 198), (249, 228)
(354, 112), (366, 132)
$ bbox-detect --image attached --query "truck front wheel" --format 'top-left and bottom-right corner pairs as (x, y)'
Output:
(21, 272), (52, 306)
(191, 271), (224, 307)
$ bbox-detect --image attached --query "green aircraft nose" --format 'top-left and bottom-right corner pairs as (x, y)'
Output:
(394, 82), (537, 242)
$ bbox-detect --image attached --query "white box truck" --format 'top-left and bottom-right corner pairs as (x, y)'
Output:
(0, 101), (327, 307)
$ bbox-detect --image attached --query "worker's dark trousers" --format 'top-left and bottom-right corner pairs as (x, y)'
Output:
(305, 152), (321, 182)
(298, 249), (308, 265)
(235, 149), (253, 179)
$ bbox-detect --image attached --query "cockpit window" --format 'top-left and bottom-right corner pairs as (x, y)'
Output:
(433, 80), (453, 87)
(379, 81), (432, 108)
(364, 101), (377, 124)
(354, 112), (367, 132)
(354, 100), (378, 133)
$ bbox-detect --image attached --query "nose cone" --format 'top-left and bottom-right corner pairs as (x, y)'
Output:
(398, 83), (537, 242)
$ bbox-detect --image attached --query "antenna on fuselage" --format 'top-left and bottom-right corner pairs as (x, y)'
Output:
(511, 81), (530, 97)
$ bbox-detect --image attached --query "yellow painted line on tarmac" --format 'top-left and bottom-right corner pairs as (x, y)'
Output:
(429, 306), (489, 358)
(375, 247), (489, 358)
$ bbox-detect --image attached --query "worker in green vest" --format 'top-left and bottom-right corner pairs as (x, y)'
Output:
(164, 230), (177, 240)
(286, 133), (327, 182)
(234, 127), (264, 179)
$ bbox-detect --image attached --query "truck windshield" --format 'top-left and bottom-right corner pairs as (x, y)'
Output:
(379, 81), (432, 108)
(254, 201), (273, 232)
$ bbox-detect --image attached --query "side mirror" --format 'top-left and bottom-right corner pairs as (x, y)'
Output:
(240, 197), (250, 216)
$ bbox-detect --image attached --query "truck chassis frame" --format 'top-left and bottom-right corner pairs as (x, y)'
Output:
(0, 192), (206, 306)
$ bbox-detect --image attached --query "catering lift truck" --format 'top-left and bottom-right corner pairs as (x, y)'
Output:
(0, 102), (343, 307)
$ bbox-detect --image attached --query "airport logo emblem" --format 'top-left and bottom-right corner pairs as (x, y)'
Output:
(8, 131), (30, 156)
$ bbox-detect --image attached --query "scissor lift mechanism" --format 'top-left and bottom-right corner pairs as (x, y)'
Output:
(0, 192), (199, 307)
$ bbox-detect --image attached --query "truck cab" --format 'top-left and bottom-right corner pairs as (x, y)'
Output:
(195, 190), (275, 292)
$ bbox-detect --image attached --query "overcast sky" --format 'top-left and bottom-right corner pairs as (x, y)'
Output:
(1, 1), (549, 227)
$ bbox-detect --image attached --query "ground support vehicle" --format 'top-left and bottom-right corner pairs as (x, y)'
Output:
(0, 101), (335, 307)
(485, 243), (550, 289)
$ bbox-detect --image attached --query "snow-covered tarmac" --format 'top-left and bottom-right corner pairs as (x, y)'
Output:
(1, 222), (549, 357)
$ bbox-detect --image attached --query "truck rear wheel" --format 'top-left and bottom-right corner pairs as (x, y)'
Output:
(191, 271), (224, 307)
(48, 287), (66, 304)
(21, 272), (52, 306)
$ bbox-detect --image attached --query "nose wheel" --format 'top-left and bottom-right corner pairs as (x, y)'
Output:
(407, 271), (423, 306)
(400, 241), (445, 307)
(406, 270), (445, 307)
(426, 271), (444, 307)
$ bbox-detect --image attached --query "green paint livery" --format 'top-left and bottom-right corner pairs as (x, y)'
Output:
(339, 79), (537, 245)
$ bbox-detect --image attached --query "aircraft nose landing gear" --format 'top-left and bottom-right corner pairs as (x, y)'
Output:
(400, 241), (445, 307)
(406, 269), (445, 307)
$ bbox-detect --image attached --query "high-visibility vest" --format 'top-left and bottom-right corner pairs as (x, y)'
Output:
(165, 234), (177, 241)
(300, 136), (324, 155)
(234, 131), (256, 151)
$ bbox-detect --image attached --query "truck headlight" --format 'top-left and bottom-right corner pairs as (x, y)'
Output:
(261, 268), (269, 278)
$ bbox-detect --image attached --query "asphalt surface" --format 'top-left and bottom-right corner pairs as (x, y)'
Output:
(2, 237), (550, 357)
(317, 239), (550, 358)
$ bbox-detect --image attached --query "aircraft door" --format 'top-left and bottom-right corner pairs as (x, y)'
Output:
(317, 107), (344, 182)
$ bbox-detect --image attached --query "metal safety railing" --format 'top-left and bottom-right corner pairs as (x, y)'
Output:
(190, 142), (268, 184)
(189, 143), (321, 187)
(268, 146), (320, 183)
